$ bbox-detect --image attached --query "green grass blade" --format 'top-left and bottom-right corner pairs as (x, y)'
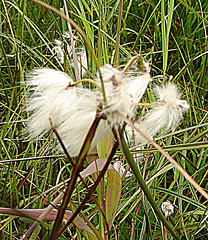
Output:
(120, 136), (179, 240)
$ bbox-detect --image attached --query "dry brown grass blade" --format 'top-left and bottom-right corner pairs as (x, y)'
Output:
(117, 111), (208, 200)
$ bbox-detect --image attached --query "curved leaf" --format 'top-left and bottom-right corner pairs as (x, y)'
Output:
(78, 158), (114, 182)
(0, 208), (95, 236)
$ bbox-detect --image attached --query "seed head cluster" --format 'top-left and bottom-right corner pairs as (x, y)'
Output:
(128, 82), (189, 145)
(25, 62), (189, 156)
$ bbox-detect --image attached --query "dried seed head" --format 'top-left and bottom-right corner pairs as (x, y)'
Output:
(113, 161), (132, 177)
(161, 201), (174, 218)
(130, 82), (189, 145)
(25, 62), (151, 157)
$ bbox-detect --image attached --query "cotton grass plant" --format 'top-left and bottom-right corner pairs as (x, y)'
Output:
(128, 82), (190, 145)
(26, 61), (152, 157)
(1, 0), (208, 239)
(25, 51), (207, 239)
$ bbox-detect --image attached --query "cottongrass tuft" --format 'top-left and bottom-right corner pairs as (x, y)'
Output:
(113, 161), (132, 177)
(26, 68), (75, 138)
(26, 63), (151, 156)
(161, 201), (174, 218)
(129, 82), (190, 145)
(96, 64), (134, 125)
(128, 60), (151, 103)
(52, 33), (88, 77)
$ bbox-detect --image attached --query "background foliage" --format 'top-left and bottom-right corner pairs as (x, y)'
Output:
(0, 0), (208, 239)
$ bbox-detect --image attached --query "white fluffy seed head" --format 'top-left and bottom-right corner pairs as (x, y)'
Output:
(153, 82), (189, 130)
(161, 201), (174, 218)
(96, 63), (151, 125)
(128, 74), (151, 104)
(129, 82), (189, 145)
(25, 62), (151, 157)
(127, 61), (152, 104)
(56, 89), (111, 157)
(96, 64), (134, 125)
(25, 68), (75, 138)
(27, 68), (74, 91)
(25, 68), (112, 157)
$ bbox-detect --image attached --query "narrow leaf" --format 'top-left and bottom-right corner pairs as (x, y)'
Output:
(106, 169), (122, 230)
(0, 208), (95, 235)
(78, 158), (114, 182)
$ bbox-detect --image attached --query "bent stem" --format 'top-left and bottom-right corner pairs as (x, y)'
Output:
(119, 135), (179, 240)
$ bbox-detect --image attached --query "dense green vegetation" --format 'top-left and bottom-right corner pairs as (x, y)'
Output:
(0, 0), (208, 239)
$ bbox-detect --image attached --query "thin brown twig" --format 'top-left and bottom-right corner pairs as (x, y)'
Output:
(49, 118), (110, 238)
(62, 0), (80, 82)
(49, 115), (102, 239)
(56, 139), (120, 239)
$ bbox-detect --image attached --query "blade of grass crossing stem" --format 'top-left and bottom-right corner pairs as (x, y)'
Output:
(119, 136), (179, 240)
(49, 115), (101, 240)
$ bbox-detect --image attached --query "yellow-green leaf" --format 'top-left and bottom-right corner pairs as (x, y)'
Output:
(105, 169), (122, 230)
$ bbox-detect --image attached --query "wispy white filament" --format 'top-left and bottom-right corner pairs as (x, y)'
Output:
(52, 36), (88, 77)
(52, 40), (64, 64)
(26, 68), (75, 137)
(129, 82), (189, 145)
(26, 63), (151, 156)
